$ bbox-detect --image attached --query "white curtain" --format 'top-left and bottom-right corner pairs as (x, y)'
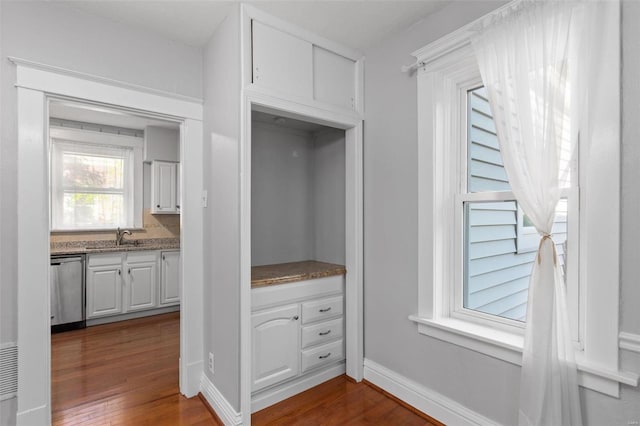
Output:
(471, 2), (582, 425)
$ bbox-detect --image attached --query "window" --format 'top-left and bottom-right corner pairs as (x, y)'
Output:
(409, 4), (624, 396)
(461, 86), (574, 325)
(50, 127), (143, 231)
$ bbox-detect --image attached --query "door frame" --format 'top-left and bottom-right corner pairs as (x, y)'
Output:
(11, 58), (204, 425)
(239, 88), (364, 420)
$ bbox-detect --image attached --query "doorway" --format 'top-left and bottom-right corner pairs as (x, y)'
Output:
(14, 59), (204, 425)
(47, 99), (184, 420)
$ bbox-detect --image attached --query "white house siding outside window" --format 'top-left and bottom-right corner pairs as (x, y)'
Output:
(463, 86), (573, 323)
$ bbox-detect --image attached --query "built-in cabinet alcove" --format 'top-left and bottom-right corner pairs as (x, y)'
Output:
(251, 110), (345, 267)
(249, 108), (348, 411)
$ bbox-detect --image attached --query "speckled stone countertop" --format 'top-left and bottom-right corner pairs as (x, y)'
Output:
(251, 260), (346, 288)
(50, 238), (180, 255)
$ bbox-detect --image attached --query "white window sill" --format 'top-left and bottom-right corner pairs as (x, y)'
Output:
(409, 314), (639, 397)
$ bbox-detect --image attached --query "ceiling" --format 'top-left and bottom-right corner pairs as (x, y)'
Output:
(57, 1), (448, 50)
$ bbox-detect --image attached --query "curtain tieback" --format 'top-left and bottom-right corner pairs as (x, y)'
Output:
(537, 234), (558, 267)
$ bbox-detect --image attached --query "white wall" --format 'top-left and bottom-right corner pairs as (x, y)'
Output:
(363, 1), (640, 425)
(0, 2), (202, 423)
(202, 6), (242, 412)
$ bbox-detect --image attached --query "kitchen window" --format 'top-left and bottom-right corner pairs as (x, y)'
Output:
(50, 127), (143, 231)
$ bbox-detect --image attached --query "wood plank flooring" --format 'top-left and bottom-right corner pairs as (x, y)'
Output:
(52, 312), (440, 425)
(52, 312), (218, 425)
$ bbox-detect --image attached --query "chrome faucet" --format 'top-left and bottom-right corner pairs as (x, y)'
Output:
(116, 227), (132, 246)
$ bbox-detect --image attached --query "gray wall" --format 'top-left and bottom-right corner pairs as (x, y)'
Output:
(363, 1), (640, 425)
(251, 123), (346, 266)
(0, 1), (202, 423)
(251, 124), (315, 265)
(202, 5), (242, 412)
(313, 129), (346, 265)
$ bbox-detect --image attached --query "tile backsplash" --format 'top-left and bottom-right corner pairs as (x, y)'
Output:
(50, 209), (180, 243)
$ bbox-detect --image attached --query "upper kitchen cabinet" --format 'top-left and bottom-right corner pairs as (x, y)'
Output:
(144, 126), (179, 162)
(246, 7), (363, 114)
(150, 160), (180, 214)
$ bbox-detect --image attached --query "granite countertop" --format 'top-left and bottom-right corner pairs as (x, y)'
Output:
(251, 260), (346, 288)
(50, 238), (180, 256)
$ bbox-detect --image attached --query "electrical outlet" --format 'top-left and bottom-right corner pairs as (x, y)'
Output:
(208, 352), (214, 374)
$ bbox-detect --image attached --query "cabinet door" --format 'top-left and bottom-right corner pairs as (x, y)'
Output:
(160, 251), (180, 305)
(252, 304), (300, 392)
(252, 21), (313, 99)
(313, 46), (356, 109)
(87, 264), (123, 318)
(124, 261), (157, 312)
(151, 161), (178, 214)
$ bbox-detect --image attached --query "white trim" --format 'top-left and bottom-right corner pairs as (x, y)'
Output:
(363, 359), (501, 426)
(14, 61), (204, 424)
(85, 305), (179, 326)
(251, 363), (345, 413)
(10, 58), (202, 121)
(200, 374), (243, 426)
(619, 332), (640, 353)
(8, 57), (203, 104)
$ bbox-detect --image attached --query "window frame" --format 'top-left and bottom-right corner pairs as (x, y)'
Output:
(49, 126), (143, 232)
(409, 17), (631, 396)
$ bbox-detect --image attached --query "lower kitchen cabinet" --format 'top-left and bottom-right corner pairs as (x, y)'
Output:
(86, 249), (180, 321)
(87, 260), (123, 318)
(124, 252), (158, 312)
(252, 304), (300, 392)
(160, 250), (180, 305)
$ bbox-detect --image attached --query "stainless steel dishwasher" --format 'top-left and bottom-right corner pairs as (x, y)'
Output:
(50, 254), (86, 332)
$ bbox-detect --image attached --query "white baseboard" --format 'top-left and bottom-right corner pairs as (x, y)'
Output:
(86, 305), (179, 326)
(181, 359), (203, 398)
(16, 404), (48, 426)
(364, 359), (501, 426)
(251, 363), (346, 413)
(200, 374), (243, 426)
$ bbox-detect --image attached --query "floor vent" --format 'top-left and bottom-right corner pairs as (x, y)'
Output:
(0, 343), (17, 401)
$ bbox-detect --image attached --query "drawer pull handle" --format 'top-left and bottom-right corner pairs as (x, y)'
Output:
(318, 353), (331, 359)
(291, 315), (299, 321)
(319, 330), (331, 336)
(319, 307), (331, 313)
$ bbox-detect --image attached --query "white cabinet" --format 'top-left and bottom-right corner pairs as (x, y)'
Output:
(151, 160), (180, 214)
(252, 21), (313, 100)
(124, 253), (157, 312)
(251, 304), (300, 392)
(160, 250), (180, 305)
(250, 16), (360, 112)
(87, 256), (123, 318)
(251, 276), (345, 396)
(313, 46), (356, 110)
(86, 250), (180, 321)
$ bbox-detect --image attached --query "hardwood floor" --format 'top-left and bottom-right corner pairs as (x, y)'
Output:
(252, 375), (440, 426)
(52, 312), (218, 425)
(53, 313), (439, 425)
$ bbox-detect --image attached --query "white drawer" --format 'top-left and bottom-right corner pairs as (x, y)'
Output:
(301, 317), (343, 349)
(88, 253), (122, 267)
(301, 296), (343, 324)
(126, 251), (158, 263)
(301, 339), (344, 374)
